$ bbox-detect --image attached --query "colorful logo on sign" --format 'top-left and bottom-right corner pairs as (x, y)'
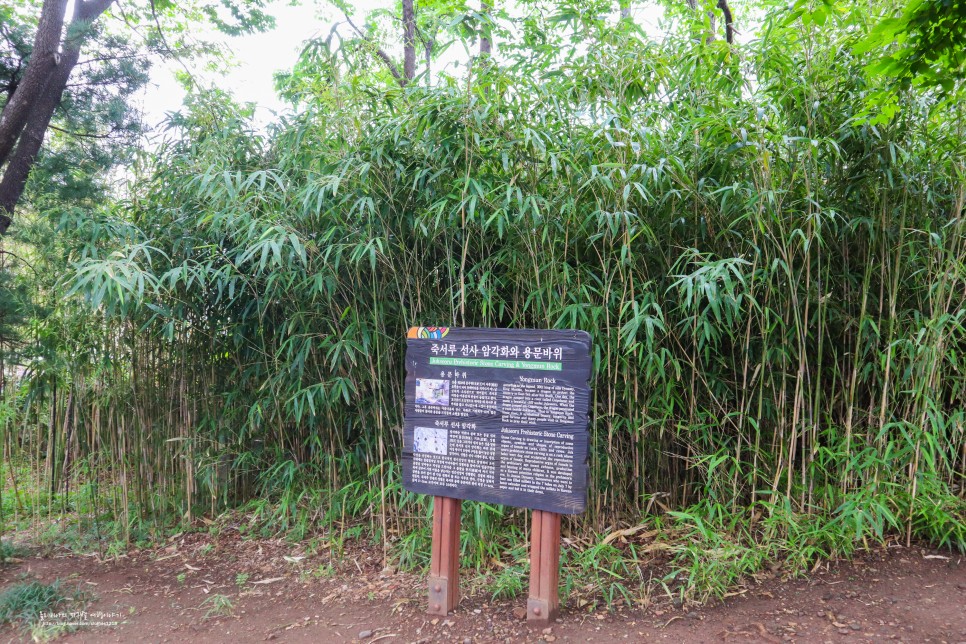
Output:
(417, 326), (450, 339)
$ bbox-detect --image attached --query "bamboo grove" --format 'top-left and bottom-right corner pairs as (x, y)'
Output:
(2, 1), (964, 579)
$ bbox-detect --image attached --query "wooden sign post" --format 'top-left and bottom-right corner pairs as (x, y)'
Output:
(403, 327), (591, 622)
(528, 509), (561, 623)
(428, 495), (461, 615)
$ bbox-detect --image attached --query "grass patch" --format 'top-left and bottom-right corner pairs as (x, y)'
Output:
(0, 577), (93, 640)
(0, 540), (28, 564)
(201, 593), (235, 619)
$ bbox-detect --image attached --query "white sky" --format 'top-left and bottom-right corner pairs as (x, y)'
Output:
(140, 1), (374, 130)
(139, 1), (668, 133)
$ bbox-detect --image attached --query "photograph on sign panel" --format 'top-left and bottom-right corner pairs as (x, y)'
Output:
(415, 378), (450, 406)
(413, 426), (448, 455)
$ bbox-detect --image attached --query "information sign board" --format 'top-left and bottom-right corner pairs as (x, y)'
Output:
(402, 327), (592, 514)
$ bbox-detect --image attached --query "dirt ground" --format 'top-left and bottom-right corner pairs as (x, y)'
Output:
(1, 531), (963, 643)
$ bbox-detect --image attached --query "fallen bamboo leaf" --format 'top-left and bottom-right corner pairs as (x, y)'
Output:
(602, 526), (658, 546)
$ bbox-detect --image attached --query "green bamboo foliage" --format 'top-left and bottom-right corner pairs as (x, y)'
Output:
(2, 3), (963, 559)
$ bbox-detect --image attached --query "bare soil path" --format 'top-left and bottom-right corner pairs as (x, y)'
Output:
(1, 532), (963, 643)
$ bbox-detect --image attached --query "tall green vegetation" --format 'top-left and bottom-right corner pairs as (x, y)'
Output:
(2, 0), (964, 594)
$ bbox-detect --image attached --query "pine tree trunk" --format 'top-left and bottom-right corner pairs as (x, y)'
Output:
(0, 0), (68, 168)
(0, 42), (81, 223)
(0, 0), (115, 234)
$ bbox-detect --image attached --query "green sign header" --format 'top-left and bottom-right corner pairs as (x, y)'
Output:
(429, 356), (563, 371)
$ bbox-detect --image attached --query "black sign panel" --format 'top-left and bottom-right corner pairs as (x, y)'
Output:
(402, 327), (592, 514)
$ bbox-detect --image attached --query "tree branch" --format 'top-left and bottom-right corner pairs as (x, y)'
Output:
(717, 0), (734, 44)
(75, 0), (117, 23)
(0, 248), (39, 275)
(49, 124), (117, 139)
(76, 52), (158, 67)
(340, 10), (404, 86)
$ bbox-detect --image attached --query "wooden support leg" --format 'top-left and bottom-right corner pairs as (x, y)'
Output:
(527, 510), (561, 624)
(428, 496), (461, 615)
